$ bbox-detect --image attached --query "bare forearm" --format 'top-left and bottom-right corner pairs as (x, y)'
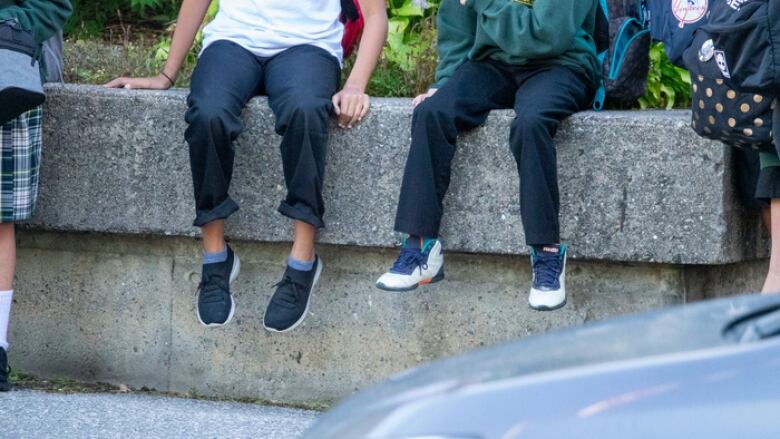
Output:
(344, 0), (388, 91)
(163, 0), (212, 80)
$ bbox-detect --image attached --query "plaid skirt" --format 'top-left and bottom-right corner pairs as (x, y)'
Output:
(0, 107), (42, 223)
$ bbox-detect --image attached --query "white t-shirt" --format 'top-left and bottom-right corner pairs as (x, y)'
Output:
(202, 0), (344, 62)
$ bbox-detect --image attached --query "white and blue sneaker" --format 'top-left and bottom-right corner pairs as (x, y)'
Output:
(528, 244), (567, 311)
(376, 239), (445, 292)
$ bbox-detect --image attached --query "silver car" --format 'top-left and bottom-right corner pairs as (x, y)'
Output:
(303, 294), (780, 439)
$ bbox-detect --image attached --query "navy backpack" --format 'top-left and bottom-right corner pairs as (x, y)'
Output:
(646, 0), (709, 67)
(703, 0), (780, 95)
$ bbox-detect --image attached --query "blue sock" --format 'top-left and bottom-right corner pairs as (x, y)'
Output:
(405, 235), (437, 250)
(203, 246), (228, 265)
(288, 255), (315, 272)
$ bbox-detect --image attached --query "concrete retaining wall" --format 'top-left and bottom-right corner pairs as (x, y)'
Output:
(8, 85), (768, 406)
(13, 231), (764, 406)
(31, 85), (765, 264)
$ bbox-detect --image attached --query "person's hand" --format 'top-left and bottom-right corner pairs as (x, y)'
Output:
(104, 73), (173, 90)
(332, 84), (370, 129)
(412, 88), (438, 107)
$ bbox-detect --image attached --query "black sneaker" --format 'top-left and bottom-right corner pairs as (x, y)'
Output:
(196, 245), (241, 327)
(263, 256), (322, 333)
(0, 347), (10, 392)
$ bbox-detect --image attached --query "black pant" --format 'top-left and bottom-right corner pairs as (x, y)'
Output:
(185, 41), (340, 228)
(733, 148), (765, 210)
(394, 61), (592, 246)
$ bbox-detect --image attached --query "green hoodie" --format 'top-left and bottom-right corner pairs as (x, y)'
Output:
(0, 0), (72, 45)
(433, 0), (600, 89)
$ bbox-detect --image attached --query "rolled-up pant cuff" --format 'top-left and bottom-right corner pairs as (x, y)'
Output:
(278, 201), (324, 229)
(193, 197), (240, 227)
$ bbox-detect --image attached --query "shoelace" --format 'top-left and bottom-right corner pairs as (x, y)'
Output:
(391, 247), (428, 275)
(196, 275), (229, 303)
(533, 252), (561, 288)
(272, 276), (307, 309)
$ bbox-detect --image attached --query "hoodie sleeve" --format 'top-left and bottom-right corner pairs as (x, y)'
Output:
(465, 0), (592, 59)
(432, 0), (477, 89)
(0, 0), (73, 44)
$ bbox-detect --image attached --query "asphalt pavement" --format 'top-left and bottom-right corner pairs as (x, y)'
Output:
(0, 390), (320, 438)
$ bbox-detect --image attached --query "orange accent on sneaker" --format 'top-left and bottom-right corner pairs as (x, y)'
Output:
(419, 278), (434, 285)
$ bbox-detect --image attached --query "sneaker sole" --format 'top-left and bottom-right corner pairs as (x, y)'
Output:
(197, 254), (241, 328)
(529, 298), (567, 312)
(375, 269), (445, 292)
(263, 258), (322, 333)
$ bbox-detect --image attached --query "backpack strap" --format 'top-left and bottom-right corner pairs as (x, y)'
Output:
(341, 0), (360, 22)
(593, 0), (609, 111)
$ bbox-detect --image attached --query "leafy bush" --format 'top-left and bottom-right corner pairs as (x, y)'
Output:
(371, 0), (439, 95)
(129, 0), (170, 14)
(639, 43), (692, 110)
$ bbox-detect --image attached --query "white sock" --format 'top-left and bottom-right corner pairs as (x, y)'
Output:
(0, 290), (12, 351)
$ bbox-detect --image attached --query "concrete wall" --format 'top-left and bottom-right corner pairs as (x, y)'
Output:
(13, 231), (764, 406)
(31, 85), (765, 264)
(8, 85), (769, 406)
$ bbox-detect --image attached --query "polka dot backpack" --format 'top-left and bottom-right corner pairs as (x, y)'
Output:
(681, 2), (773, 151)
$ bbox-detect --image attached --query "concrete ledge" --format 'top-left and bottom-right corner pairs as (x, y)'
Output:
(29, 84), (764, 264)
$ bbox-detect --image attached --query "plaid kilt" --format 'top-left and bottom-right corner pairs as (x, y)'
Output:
(0, 106), (43, 223)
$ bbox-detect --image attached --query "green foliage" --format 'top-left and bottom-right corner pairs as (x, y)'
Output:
(129, 0), (167, 14)
(360, 0), (439, 96)
(65, 0), (179, 39)
(639, 43), (692, 110)
(385, 0), (438, 71)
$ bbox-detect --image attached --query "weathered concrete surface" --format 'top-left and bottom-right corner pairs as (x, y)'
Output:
(684, 259), (767, 300)
(10, 230), (760, 406)
(1, 390), (318, 439)
(29, 84), (765, 264)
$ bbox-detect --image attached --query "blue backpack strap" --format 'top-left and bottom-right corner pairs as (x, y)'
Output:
(593, 68), (607, 111)
(593, 0), (609, 111)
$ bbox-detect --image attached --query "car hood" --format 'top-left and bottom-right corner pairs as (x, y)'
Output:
(303, 294), (780, 439)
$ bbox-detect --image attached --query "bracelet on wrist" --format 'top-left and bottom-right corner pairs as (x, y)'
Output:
(161, 71), (176, 86)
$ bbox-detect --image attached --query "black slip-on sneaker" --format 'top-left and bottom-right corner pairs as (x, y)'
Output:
(263, 256), (322, 333)
(0, 347), (10, 392)
(196, 245), (241, 327)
